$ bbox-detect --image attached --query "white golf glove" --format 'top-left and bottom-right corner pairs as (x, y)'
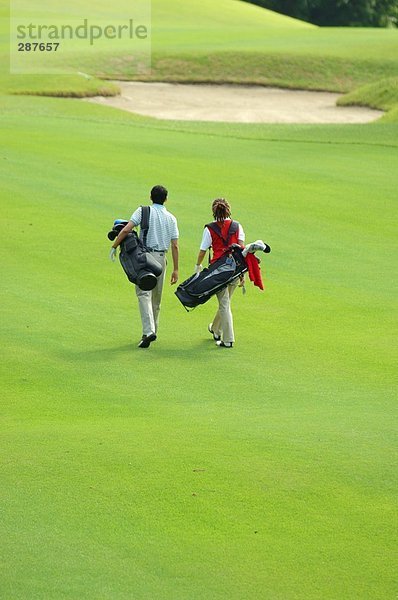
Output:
(109, 247), (117, 262)
(194, 264), (203, 274)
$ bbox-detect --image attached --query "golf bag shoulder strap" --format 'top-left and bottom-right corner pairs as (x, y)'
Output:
(227, 220), (239, 245)
(206, 220), (239, 247)
(140, 205), (151, 247)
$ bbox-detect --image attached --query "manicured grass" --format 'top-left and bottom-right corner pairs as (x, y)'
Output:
(1, 95), (397, 599)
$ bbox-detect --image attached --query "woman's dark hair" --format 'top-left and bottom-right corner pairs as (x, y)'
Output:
(151, 185), (168, 204)
(212, 198), (231, 221)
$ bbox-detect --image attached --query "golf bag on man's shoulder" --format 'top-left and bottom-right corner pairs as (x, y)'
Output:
(107, 206), (163, 291)
(175, 244), (248, 310)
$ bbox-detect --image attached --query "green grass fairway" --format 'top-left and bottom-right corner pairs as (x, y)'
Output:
(1, 95), (397, 599)
(1, 0), (397, 597)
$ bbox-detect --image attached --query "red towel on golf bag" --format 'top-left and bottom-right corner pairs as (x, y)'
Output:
(245, 253), (264, 290)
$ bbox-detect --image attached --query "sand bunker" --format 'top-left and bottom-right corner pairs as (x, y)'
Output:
(86, 81), (383, 124)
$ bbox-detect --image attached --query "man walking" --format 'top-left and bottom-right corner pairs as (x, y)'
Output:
(110, 185), (179, 348)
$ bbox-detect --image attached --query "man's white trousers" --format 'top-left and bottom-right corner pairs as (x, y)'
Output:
(135, 251), (166, 337)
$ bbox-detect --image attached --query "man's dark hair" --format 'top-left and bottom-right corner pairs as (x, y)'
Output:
(151, 185), (168, 205)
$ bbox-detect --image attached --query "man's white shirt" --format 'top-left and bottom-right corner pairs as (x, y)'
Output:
(131, 204), (179, 251)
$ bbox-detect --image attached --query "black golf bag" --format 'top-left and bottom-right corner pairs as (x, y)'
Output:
(175, 244), (248, 310)
(107, 207), (163, 291)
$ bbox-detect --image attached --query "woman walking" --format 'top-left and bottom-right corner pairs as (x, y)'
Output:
(195, 198), (245, 348)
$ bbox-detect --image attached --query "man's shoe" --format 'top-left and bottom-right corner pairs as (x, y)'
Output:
(138, 333), (157, 348)
(216, 341), (233, 348)
(208, 323), (221, 342)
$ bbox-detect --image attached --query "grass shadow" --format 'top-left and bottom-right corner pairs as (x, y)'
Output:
(65, 338), (217, 364)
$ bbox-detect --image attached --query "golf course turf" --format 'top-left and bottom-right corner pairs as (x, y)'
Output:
(1, 1), (397, 598)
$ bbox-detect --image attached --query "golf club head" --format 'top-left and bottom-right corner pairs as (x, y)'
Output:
(107, 219), (129, 241)
(107, 230), (118, 241)
(114, 219), (129, 228)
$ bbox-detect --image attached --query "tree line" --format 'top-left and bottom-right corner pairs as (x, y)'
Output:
(242, 0), (398, 27)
